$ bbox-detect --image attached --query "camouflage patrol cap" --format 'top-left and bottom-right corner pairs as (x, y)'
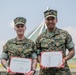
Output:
(44, 9), (57, 18)
(14, 17), (26, 26)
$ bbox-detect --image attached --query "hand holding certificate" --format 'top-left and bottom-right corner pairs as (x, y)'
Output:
(40, 52), (64, 68)
(9, 57), (32, 74)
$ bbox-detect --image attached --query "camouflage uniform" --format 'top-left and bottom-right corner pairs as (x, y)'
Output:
(36, 28), (74, 75)
(1, 37), (37, 75)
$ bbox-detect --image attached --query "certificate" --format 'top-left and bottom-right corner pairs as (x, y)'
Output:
(40, 52), (63, 67)
(9, 57), (32, 73)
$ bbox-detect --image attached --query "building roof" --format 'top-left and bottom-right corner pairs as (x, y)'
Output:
(27, 20), (47, 41)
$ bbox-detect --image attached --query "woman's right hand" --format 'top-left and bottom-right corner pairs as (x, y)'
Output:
(7, 67), (16, 74)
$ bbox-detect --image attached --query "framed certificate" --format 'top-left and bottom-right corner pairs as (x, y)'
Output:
(9, 57), (32, 73)
(40, 52), (63, 68)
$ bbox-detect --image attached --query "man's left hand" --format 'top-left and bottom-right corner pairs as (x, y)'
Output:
(24, 70), (35, 75)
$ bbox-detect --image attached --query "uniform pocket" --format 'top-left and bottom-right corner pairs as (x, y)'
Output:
(41, 39), (50, 48)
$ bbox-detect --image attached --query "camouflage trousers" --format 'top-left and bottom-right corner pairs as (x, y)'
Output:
(39, 68), (72, 75)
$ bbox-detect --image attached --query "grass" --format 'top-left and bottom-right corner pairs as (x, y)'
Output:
(67, 58), (76, 68)
(68, 62), (76, 68)
(0, 64), (2, 67)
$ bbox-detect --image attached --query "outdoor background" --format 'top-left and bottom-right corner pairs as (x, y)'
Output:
(0, 0), (76, 64)
(0, 1), (76, 75)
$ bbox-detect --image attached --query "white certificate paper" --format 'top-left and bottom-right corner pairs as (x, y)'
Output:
(41, 52), (63, 67)
(10, 57), (32, 73)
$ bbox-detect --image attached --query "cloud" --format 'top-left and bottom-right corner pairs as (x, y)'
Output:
(9, 21), (14, 28)
(63, 27), (76, 45)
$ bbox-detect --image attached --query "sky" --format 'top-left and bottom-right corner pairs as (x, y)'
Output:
(0, 0), (76, 57)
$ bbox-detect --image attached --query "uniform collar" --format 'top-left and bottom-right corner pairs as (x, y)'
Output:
(13, 37), (28, 44)
(45, 27), (60, 37)
(46, 27), (60, 34)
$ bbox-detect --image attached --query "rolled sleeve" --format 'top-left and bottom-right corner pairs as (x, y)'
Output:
(1, 53), (8, 60)
(65, 31), (75, 49)
(36, 49), (41, 55)
(32, 53), (37, 59)
(66, 41), (75, 49)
